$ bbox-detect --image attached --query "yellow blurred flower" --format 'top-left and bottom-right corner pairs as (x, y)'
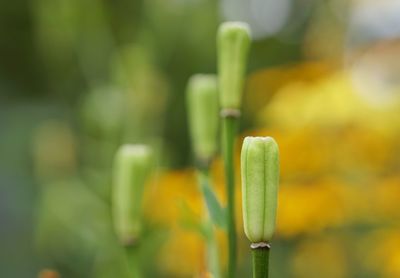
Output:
(358, 229), (400, 277)
(144, 170), (202, 228)
(143, 170), (228, 276)
(247, 64), (400, 237)
(158, 227), (205, 276)
(276, 180), (348, 238)
(369, 177), (400, 223)
(260, 71), (400, 133)
(244, 62), (333, 117)
(143, 62), (400, 276)
(291, 236), (348, 278)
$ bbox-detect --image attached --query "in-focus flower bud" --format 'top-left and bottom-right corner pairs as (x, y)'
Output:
(112, 144), (153, 245)
(241, 137), (279, 243)
(186, 74), (219, 163)
(217, 22), (251, 109)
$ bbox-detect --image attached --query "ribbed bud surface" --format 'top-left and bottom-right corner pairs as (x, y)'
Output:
(217, 22), (251, 109)
(241, 136), (279, 243)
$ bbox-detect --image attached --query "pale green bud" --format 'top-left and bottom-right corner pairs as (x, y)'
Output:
(217, 22), (251, 109)
(241, 137), (279, 243)
(112, 144), (153, 245)
(186, 74), (219, 163)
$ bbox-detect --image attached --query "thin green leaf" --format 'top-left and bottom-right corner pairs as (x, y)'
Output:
(199, 172), (227, 230)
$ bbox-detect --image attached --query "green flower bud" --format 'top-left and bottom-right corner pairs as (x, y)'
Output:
(112, 144), (153, 245)
(241, 137), (279, 243)
(217, 22), (251, 109)
(186, 74), (219, 163)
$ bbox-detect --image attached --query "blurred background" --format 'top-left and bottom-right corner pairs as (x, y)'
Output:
(1, 0), (400, 277)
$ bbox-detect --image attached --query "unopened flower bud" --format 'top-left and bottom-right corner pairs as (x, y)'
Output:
(241, 136), (279, 243)
(186, 74), (219, 164)
(217, 22), (251, 109)
(112, 144), (153, 245)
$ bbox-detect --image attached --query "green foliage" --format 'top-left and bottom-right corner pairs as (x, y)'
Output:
(198, 171), (226, 230)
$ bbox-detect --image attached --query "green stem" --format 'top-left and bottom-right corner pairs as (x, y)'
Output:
(222, 115), (238, 278)
(251, 245), (270, 278)
(198, 169), (221, 278)
(124, 245), (141, 278)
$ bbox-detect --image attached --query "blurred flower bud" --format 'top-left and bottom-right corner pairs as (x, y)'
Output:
(112, 144), (153, 245)
(217, 22), (251, 109)
(186, 74), (219, 164)
(241, 136), (279, 243)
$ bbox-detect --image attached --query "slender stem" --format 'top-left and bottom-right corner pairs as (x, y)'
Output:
(198, 169), (221, 278)
(251, 245), (270, 278)
(222, 115), (238, 278)
(124, 245), (141, 278)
